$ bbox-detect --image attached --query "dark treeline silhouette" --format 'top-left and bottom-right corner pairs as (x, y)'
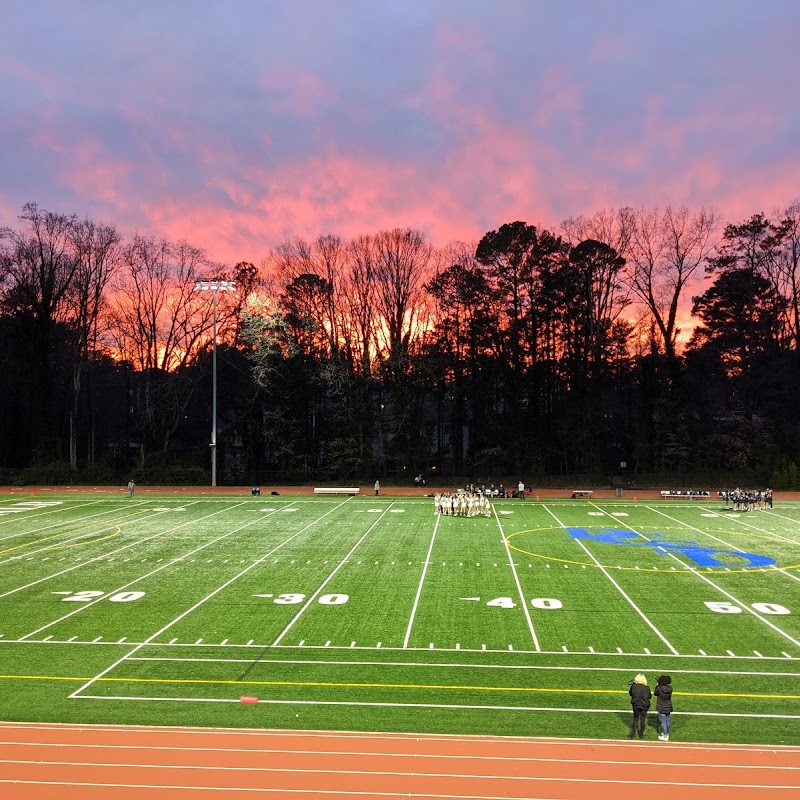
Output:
(2, 201), (800, 488)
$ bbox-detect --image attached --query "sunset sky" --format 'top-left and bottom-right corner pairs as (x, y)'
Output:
(1, 0), (798, 266)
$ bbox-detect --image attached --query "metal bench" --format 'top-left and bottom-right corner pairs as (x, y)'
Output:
(660, 490), (710, 499)
(313, 487), (360, 495)
(571, 490), (594, 498)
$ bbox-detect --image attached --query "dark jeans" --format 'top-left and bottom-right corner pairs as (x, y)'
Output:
(631, 709), (647, 736)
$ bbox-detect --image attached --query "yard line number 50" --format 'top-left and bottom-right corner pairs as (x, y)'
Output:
(705, 601), (790, 615)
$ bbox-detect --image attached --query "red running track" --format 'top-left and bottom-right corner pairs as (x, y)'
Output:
(0, 722), (798, 799)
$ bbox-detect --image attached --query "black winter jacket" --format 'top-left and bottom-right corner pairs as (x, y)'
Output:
(655, 683), (673, 713)
(629, 683), (651, 711)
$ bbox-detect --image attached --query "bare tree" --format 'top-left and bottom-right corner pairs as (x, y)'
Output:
(0, 202), (78, 458)
(767, 201), (800, 352)
(66, 217), (122, 468)
(343, 234), (378, 377)
(562, 207), (636, 260)
(104, 236), (224, 460)
(373, 228), (432, 365)
(627, 206), (719, 359)
(270, 234), (347, 359)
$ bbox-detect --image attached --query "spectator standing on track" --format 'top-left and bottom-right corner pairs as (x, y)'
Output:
(628, 673), (651, 739)
(127, 479), (135, 498)
(374, 479), (380, 496)
(655, 675), (673, 741)
(517, 479), (525, 499)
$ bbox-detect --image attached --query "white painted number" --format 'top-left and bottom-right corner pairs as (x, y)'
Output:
(108, 591), (145, 603)
(270, 593), (350, 606)
(318, 594), (349, 605)
(62, 590), (104, 602)
(486, 597), (563, 609)
(751, 602), (790, 615)
(531, 598), (563, 609)
(60, 590), (145, 603)
(705, 601), (790, 615)
(274, 593), (306, 604)
(704, 601), (742, 614)
(487, 597), (517, 608)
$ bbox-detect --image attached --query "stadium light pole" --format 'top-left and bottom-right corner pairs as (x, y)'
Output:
(193, 279), (236, 487)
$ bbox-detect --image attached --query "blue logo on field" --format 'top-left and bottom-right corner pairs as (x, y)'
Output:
(566, 527), (775, 569)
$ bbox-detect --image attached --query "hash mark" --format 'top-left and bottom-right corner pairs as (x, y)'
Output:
(726, 649), (735, 656)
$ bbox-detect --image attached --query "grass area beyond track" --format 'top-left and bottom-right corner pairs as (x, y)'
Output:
(1, 492), (798, 745)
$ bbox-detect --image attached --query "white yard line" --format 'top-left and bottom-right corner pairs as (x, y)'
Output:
(402, 512), (441, 648)
(70, 693), (800, 721)
(493, 505), (540, 651)
(17, 503), (259, 640)
(0, 518), (146, 565)
(649, 505), (800, 585)
(271, 503), (395, 647)
(0, 500), (117, 542)
(544, 505), (679, 655)
(68, 498), (354, 699)
(607, 506), (800, 650)
(0, 501), (211, 601)
(759, 508), (800, 531)
(700, 508), (800, 584)
(124, 655), (800, 677)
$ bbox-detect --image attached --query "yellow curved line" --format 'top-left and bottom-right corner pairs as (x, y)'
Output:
(0, 510), (147, 558)
(0, 529), (84, 556)
(0, 675), (796, 700)
(505, 527), (800, 574)
(37, 529), (122, 553)
(0, 528), (121, 558)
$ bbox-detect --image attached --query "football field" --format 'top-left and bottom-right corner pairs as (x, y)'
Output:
(1, 492), (799, 745)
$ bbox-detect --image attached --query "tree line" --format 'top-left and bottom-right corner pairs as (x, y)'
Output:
(1, 200), (799, 487)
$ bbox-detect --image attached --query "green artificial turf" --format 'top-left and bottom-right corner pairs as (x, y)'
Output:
(0, 493), (798, 745)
